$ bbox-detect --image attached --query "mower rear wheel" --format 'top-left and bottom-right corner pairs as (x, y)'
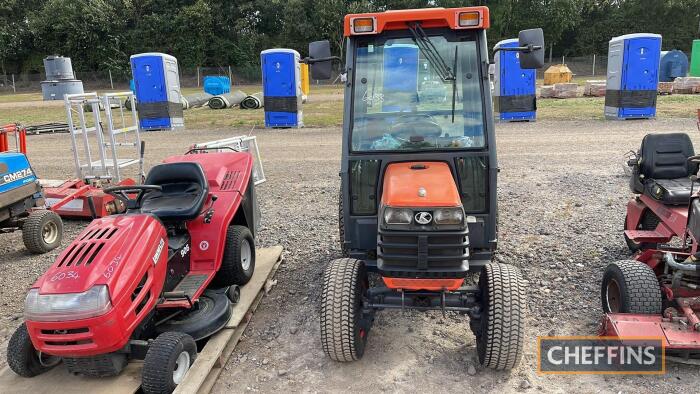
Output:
(624, 212), (660, 253)
(475, 263), (526, 370)
(7, 323), (60, 377)
(320, 258), (369, 362)
(213, 225), (255, 287)
(142, 331), (197, 394)
(22, 210), (63, 254)
(602, 260), (662, 314)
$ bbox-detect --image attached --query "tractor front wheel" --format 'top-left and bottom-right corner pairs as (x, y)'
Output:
(320, 258), (369, 362)
(142, 331), (197, 394)
(22, 210), (63, 254)
(7, 323), (60, 377)
(474, 263), (526, 370)
(601, 260), (662, 314)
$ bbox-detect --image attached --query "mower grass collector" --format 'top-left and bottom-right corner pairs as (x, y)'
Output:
(306, 7), (544, 369)
(601, 132), (700, 361)
(6, 148), (260, 393)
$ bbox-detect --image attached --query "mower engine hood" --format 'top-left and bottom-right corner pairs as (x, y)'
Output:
(32, 214), (167, 298)
(381, 161), (461, 208)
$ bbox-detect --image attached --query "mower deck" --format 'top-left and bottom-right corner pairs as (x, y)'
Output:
(601, 313), (700, 350)
(0, 246), (283, 394)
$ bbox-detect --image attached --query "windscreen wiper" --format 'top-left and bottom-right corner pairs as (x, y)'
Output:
(407, 22), (455, 82)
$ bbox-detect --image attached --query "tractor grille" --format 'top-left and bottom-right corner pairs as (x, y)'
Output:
(220, 170), (241, 191)
(57, 241), (106, 267)
(38, 327), (93, 346)
(378, 229), (470, 278)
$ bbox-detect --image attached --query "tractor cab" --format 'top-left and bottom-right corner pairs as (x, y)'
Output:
(309, 7), (544, 370)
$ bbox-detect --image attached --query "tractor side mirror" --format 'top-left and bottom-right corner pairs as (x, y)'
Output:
(517, 28), (545, 69)
(308, 40), (333, 80)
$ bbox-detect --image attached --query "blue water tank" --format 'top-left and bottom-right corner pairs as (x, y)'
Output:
(605, 33), (661, 120)
(382, 44), (419, 112)
(493, 39), (536, 122)
(203, 76), (231, 95)
(130, 52), (183, 130)
(261, 49), (303, 128)
(659, 50), (688, 82)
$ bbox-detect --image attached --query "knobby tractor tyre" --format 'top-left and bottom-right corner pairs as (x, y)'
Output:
(7, 323), (60, 377)
(22, 210), (63, 254)
(212, 225), (255, 287)
(475, 263), (526, 370)
(142, 331), (197, 394)
(601, 260), (662, 314)
(320, 258), (369, 362)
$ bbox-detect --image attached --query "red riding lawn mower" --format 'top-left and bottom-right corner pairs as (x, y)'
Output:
(601, 132), (700, 362)
(6, 148), (260, 393)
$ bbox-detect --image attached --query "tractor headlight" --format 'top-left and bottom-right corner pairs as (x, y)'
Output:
(24, 285), (112, 322)
(383, 207), (413, 225)
(433, 208), (464, 225)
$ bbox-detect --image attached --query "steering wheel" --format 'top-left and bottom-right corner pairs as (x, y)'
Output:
(688, 155), (700, 164)
(103, 185), (162, 208)
(390, 114), (443, 140)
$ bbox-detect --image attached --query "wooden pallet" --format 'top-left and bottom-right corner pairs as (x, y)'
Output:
(0, 246), (284, 394)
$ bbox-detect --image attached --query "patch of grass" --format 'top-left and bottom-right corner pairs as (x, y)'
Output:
(538, 94), (700, 120)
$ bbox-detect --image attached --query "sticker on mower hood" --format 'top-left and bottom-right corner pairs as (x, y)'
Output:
(0, 167), (33, 186)
(152, 238), (165, 265)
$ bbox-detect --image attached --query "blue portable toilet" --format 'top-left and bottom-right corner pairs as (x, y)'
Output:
(130, 52), (183, 130)
(203, 76), (231, 95)
(493, 39), (536, 122)
(659, 50), (689, 82)
(605, 33), (661, 120)
(261, 49), (303, 128)
(129, 79), (135, 93)
(382, 44), (419, 112)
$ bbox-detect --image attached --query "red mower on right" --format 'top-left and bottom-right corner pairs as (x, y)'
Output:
(601, 132), (700, 361)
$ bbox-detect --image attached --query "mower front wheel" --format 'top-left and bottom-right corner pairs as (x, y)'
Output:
(213, 225), (255, 287)
(320, 258), (369, 362)
(22, 210), (63, 254)
(7, 323), (61, 377)
(602, 260), (662, 314)
(474, 263), (526, 370)
(142, 331), (197, 394)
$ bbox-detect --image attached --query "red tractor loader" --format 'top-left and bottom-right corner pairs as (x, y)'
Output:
(7, 148), (260, 393)
(602, 132), (700, 361)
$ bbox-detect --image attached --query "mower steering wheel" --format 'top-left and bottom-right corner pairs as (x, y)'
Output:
(390, 114), (443, 140)
(103, 185), (162, 208)
(688, 155), (700, 164)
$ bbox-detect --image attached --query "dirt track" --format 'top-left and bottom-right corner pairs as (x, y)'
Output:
(1, 118), (700, 393)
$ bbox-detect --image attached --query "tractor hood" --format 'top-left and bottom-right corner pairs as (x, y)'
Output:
(381, 161), (461, 208)
(32, 214), (167, 297)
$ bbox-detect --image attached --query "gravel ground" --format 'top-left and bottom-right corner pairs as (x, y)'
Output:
(2, 118), (700, 393)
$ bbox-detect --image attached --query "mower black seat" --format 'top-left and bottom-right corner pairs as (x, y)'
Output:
(140, 162), (209, 221)
(637, 133), (698, 205)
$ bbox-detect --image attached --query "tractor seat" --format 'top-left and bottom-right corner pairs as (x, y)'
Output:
(140, 162), (209, 221)
(638, 133), (699, 205)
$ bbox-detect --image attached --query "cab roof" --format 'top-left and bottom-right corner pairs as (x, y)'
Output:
(343, 6), (490, 37)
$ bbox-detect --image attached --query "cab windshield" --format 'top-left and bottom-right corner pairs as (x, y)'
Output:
(351, 30), (485, 152)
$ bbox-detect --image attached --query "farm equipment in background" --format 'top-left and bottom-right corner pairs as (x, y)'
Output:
(43, 92), (144, 219)
(7, 148), (260, 393)
(306, 7), (544, 369)
(0, 123), (63, 253)
(601, 132), (700, 361)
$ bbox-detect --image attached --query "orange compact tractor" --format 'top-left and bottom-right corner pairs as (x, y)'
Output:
(305, 7), (544, 369)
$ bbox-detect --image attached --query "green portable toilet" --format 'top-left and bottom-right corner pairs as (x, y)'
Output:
(691, 39), (700, 77)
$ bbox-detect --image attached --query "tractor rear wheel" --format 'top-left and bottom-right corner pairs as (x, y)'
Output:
(320, 258), (369, 362)
(624, 212), (660, 252)
(601, 260), (662, 314)
(212, 225), (255, 287)
(142, 332), (197, 394)
(22, 210), (63, 254)
(7, 323), (60, 377)
(474, 263), (526, 370)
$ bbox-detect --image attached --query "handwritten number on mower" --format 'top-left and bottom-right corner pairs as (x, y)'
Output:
(51, 271), (79, 282)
